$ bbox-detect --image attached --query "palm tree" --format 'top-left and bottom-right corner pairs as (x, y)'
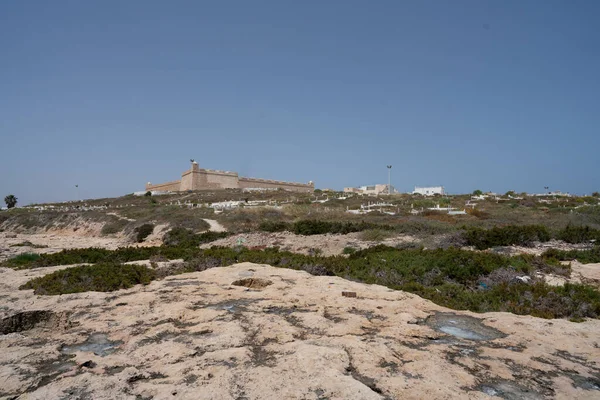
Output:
(4, 195), (17, 209)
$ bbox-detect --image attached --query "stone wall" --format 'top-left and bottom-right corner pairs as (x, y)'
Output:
(146, 180), (181, 192)
(198, 169), (239, 190)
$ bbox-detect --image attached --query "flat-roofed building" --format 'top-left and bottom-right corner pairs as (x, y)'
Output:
(413, 186), (445, 196)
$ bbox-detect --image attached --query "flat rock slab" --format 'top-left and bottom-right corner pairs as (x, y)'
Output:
(0, 262), (599, 399)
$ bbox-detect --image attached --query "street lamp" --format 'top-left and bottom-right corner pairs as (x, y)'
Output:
(75, 184), (79, 201)
(386, 165), (392, 195)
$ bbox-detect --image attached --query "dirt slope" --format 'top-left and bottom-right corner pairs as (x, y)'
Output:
(1, 263), (599, 399)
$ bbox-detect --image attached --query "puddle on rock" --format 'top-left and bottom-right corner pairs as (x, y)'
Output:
(478, 380), (544, 399)
(60, 333), (122, 357)
(238, 270), (254, 278)
(425, 312), (506, 341)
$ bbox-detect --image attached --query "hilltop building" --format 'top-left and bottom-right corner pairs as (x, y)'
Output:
(146, 161), (314, 193)
(344, 184), (394, 195)
(413, 186), (445, 196)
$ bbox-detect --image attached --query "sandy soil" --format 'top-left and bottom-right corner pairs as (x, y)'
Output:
(1, 262), (599, 399)
(201, 231), (418, 256)
(203, 219), (227, 233)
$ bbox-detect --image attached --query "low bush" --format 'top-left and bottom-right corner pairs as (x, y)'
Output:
(464, 225), (551, 249)
(162, 228), (231, 247)
(15, 244), (600, 319)
(558, 224), (600, 244)
(20, 263), (156, 295)
(291, 220), (394, 235)
(257, 219), (397, 236)
(2, 246), (198, 269)
(394, 220), (456, 236)
(135, 224), (154, 242)
(342, 246), (357, 255)
(542, 247), (600, 264)
(258, 221), (291, 232)
(5, 253), (41, 267)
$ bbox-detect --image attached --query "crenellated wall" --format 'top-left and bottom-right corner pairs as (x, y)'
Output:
(146, 162), (314, 192)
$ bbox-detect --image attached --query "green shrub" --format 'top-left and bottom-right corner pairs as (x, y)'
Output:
(2, 246), (198, 269)
(162, 228), (231, 247)
(13, 244), (600, 319)
(542, 247), (600, 264)
(20, 263), (156, 295)
(342, 246), (357, 255)
(259, 221), (291, 232)
(464, 225), (551, 249)
(183, 245), (599, 319)
(291, 220), (393, 235)
(558, 224), (600, 244)
(6, 253), (41, 267)
(135, 224), (154, 242)
(394, 220), (456, 236)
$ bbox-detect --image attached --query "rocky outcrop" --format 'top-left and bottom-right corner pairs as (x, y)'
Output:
(1, 263), (599, 399)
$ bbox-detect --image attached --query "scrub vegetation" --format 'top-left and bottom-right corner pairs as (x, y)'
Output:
(4, 189), (600, 321)
(10, 242), (600, 320)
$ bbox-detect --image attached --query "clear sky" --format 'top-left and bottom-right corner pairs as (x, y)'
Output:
(1, 1), (599, 205)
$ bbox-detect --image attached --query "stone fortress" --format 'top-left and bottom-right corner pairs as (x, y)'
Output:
(146, 161), (314, 193)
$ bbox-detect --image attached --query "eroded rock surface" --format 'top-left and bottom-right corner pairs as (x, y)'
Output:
(1, 263), (599, 399)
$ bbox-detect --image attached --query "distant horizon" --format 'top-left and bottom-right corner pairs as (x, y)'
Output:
(2, 1), (599, 205)
(6, 181), (596, 208)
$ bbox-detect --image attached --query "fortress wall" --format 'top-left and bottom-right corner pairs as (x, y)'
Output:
(201, 169), (239, 189)
(238, 177), (314, 193)
(180, 171), (194, 191)
(146, 162), (313, 192)
(146, 180), (181, 192)
(180, 168), (239, 190)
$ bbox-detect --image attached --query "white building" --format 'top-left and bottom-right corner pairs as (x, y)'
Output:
(344, 184), (394, 195)
(413, 186), (445, 196)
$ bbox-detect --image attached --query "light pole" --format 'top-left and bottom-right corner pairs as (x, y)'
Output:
(386, 165), (392, 195)
(75, 184), (79, 201)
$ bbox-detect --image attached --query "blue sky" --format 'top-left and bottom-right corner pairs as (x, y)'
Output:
(1, 1), (599, 205)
